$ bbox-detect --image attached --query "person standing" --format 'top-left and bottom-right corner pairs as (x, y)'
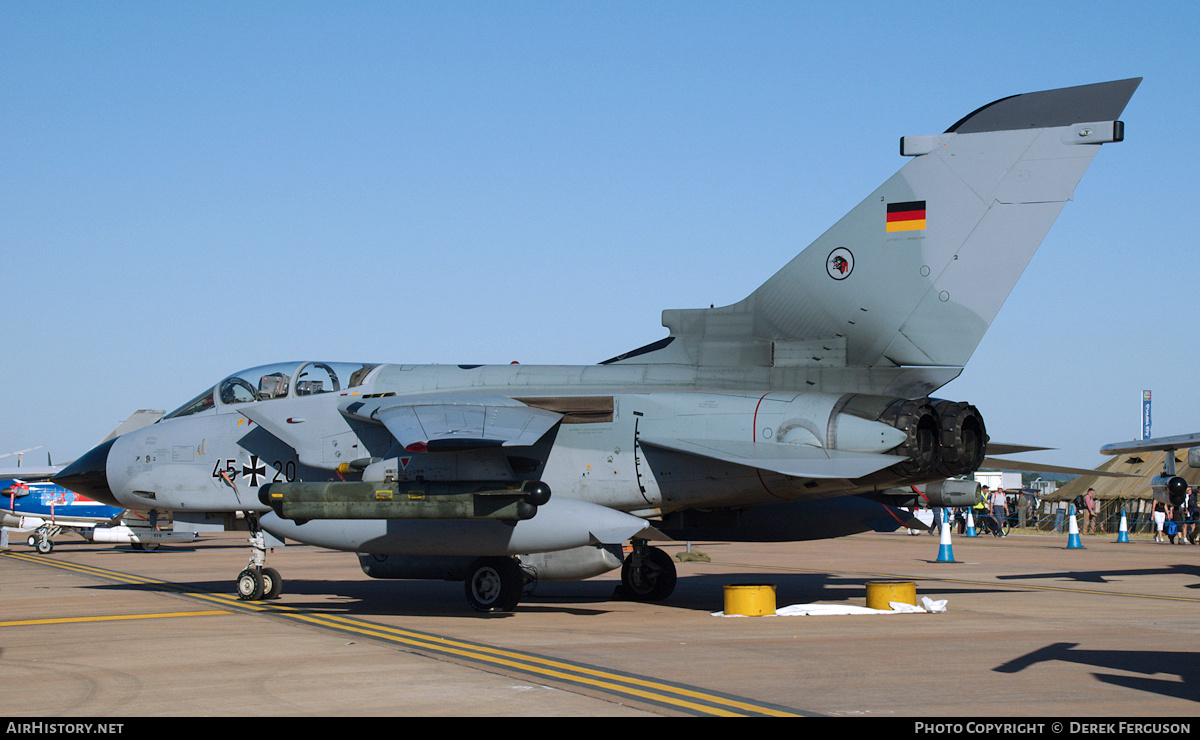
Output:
(1187, 487), (1199, 544)
(992, 487), (1008, 537)
(1082, 488), (1097, 535)
(1152, 499), (1167, 543)
(1170, 500), (1185, 545)
(974, 487), (996, 535)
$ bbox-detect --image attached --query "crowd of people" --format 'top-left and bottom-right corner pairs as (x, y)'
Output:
(932, 484), (1200, 543)
(1148, 486), (1199, 544)
(947, 485), (1039, 537)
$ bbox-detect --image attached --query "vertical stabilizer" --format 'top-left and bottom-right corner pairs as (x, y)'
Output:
(608, 79), (1139, 372)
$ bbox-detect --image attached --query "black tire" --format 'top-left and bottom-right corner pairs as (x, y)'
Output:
(236, 568), (264, 601)
(262, 567), (283, 599)
(35, 535), (53, 555)
(620, 546), (677, 601)
(464, 557), (523, 613)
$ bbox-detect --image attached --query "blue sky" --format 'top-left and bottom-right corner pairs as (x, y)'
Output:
(2, 1), (1198, 473)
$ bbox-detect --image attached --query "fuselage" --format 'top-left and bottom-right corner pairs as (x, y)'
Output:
(1, 479), (121, 529)
(60, 359), (958, 519)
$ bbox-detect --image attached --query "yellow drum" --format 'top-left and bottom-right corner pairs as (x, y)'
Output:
(866, 581), (917, 610)
(723, 584), (777, 616)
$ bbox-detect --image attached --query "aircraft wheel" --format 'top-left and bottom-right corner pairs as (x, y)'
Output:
(236, 568), (264, 601)
(262, 567), (283, 600)
(464, 557), (523, 613)
(34, 536), (53, 555)
(620, 546), (676, 601)
(142, 541), (160, 552)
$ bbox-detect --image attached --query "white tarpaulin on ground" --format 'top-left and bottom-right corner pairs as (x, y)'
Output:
(713, 597), (947, 617)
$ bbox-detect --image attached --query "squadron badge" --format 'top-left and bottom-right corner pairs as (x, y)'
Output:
(826, 247), (854, 280)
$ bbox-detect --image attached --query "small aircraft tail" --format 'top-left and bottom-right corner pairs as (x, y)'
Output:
(0, 411), (165, 483)
(99, 409), (165, 443)
(607, 79), (1139, 372)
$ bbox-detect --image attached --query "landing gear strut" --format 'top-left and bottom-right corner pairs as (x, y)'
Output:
(29, 531), (55, 554)
(617, 539), (677, 602)
(236, 514), (282, 601)
(28, 524), (61, 554)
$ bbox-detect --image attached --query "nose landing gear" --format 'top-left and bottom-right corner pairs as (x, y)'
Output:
(28, 527), (58, 554)
(236, 515), (282, 601)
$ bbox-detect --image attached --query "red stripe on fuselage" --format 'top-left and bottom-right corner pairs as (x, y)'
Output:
(752, 393), (784, 499)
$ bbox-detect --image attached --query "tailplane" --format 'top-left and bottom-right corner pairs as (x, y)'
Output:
(606, 79), (1139, 371)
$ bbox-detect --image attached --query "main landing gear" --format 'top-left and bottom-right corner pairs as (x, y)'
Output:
(461, 540), (678, 613)
(464, 556), (527, 613)
(616, 539), (677, 602)
(236, 514), (282, 601)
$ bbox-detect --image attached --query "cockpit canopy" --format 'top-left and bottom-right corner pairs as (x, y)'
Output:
(164, 361), (378, 419)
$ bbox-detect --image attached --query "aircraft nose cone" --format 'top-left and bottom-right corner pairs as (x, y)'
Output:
(52, 438), (119, 507)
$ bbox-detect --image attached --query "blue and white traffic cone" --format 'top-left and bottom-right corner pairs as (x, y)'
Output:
(1067, 503), (1085, 549)
(1117, 507), (1129, 543)
(937, 508), (956, 562)
(965, 508), (977, 537)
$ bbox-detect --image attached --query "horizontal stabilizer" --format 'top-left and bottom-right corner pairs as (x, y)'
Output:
(1100, 433), (1200, 455)
(639, 437), (905, 479)
(979, 458), (1133, 479)
(985, 442), (1054, 456)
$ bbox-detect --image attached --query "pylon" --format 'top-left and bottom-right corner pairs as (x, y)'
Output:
(1116, 507), (1130, 543)
(937, 508), (956, 562)
(1067, 503), (1085, 549)
(965, 508), (977, 537)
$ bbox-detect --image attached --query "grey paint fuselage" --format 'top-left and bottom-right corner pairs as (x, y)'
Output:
(106, 361), (927, 517)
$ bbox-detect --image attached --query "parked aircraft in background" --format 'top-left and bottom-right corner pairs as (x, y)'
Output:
(1100, 432), (1200, 506)
(1, 478), (195, 552)
(1, 410), (193, 552)
(55, 79), (1140, 611)
(0, 447), (60, 479)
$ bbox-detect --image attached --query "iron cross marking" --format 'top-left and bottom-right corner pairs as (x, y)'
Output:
(242, 455), (267, 487)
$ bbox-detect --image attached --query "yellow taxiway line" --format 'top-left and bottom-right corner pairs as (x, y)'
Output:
(0, 550), (805, 717)
(0, 611), (232, 628)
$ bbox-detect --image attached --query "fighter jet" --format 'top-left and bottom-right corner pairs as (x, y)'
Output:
(55, 78), (1140, 611)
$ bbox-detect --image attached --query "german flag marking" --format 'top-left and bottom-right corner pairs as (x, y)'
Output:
(886, 200), (926, 232)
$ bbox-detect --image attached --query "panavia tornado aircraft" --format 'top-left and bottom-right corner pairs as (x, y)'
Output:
(55, 78), (1140, 611)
